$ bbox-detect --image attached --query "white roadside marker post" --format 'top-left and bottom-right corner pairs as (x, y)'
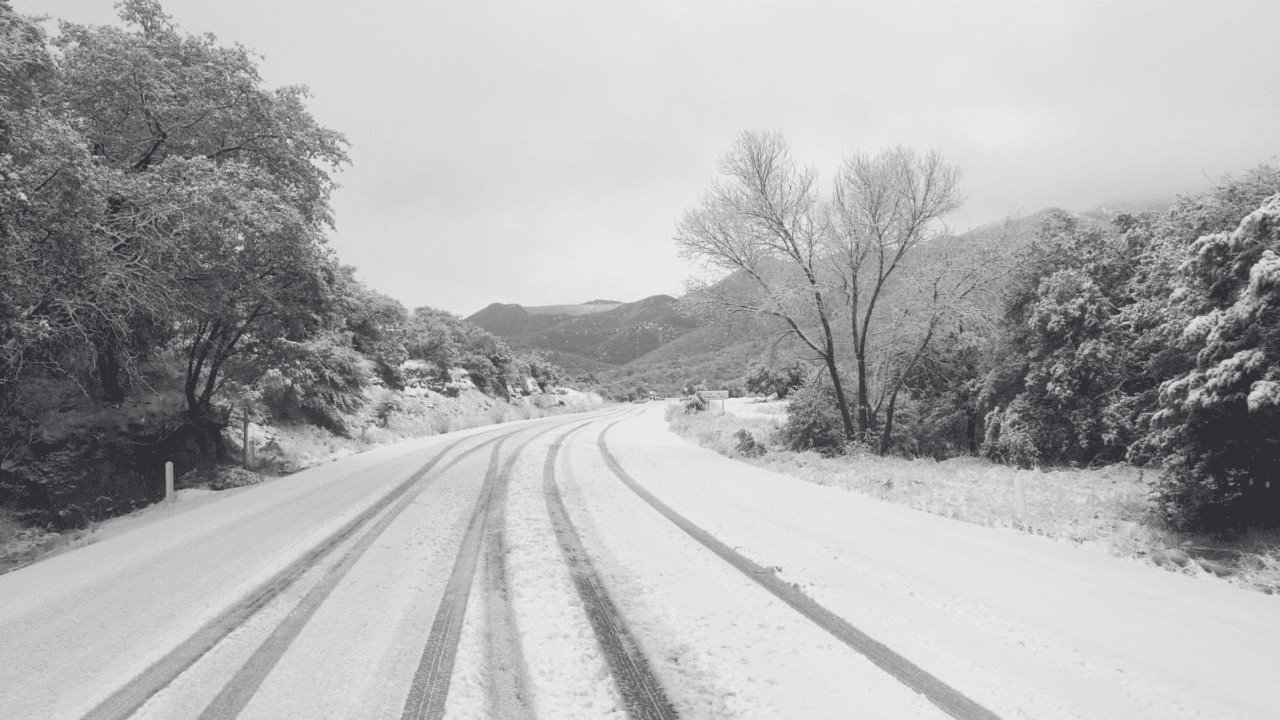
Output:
(165, 461), (175, 502)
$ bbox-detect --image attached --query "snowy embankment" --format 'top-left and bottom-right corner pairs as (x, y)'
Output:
(0, 385), (603, 575)
(688, 397), (1280, 594)
(722, 396), (789, 420)
(630, 405), (1280, 719)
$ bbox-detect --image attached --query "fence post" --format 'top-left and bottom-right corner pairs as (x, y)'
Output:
(165, 461), (174, 501)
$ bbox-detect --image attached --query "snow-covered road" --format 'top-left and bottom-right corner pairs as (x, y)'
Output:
(1, 404), (1276, 719)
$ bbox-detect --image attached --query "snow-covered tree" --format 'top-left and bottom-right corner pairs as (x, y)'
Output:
(1152, 194), (1280, 529)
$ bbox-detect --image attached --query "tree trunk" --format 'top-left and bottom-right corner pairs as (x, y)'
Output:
(95, 343), (126, 402)
(822, 353), (857, 442)
(855, 352), (871, 440)
(967, 410), (979, 456)
(879, 386), (900, 455)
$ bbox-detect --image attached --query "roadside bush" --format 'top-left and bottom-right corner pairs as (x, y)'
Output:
(684, 393), (708, 414)
(0, 435), (157, 530)
(780, 381), (845, 456)
(372, 396), (402, 427)
(259, 332), (373, 436)
(733, 429), (766, 458)
(745, 362), (808, 399)
(982, 398), (1051, 469)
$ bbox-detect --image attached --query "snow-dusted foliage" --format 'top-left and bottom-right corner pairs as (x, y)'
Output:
(0, 2), (580, 535)
(1153, 195), (1280, 529)
(779, 380), (848, 455)
(982, 215), (1138, 466)
(976, 168), (1280, 530)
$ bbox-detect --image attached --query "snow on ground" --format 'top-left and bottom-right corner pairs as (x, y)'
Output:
(444, 547), (496, 720)
(130, 491), (394, 720)
(237, 442), (496, 720)
(722, 396), (788, 421)
(0, 414), (565, 720)
(502, 425), (629, 719)
(615, 406), (1280, 719)
(559, 414), (947, 720)
(697, 400), (1280, 592)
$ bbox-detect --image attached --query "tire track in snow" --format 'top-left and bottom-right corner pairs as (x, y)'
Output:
(83, 423), (515, 720)
(195, 428), (520, 720)
(400, 438), (507, 720)
(479, 435), (541, 720)
(400, 411), (619, 720)
(543, 416), (680, 720)
(473, 407), (631, 720)
(596, 418), (1003, 720)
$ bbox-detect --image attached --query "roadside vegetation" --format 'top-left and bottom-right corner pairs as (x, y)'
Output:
(0, 1), (597, 572)
(669, 401), (1280, 594)
(677, 132), (1280, 538)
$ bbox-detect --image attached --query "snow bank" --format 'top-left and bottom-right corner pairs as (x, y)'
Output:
(618, 406), (1280, 719)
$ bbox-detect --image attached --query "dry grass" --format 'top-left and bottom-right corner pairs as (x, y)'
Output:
(0, 509), (92, 575)
(667, 403), (1280, 595)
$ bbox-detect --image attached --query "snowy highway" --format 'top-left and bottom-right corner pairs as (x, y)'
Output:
(1, 404), (1278, 719)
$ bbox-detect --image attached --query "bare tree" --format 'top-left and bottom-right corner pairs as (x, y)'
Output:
(676, 131), (857, 439)
(828, 146), (962, 442)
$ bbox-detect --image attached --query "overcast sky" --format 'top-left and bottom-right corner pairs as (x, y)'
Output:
(19, 0), (1280, 316)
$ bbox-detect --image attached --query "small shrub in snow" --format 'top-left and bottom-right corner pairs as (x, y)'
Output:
(733, 429), (766, 458)
(780, 381), (845, 456)
(684, 393), (708, 414)
(184, 466), (263, 491)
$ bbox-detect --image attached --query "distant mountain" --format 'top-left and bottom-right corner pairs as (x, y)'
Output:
(468, 295), (702, 369)
(468, 284), (797, 395)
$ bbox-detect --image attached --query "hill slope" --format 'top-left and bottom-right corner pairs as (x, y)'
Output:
(468, 205), (1145, 394)
(468, 296), (701, 366)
